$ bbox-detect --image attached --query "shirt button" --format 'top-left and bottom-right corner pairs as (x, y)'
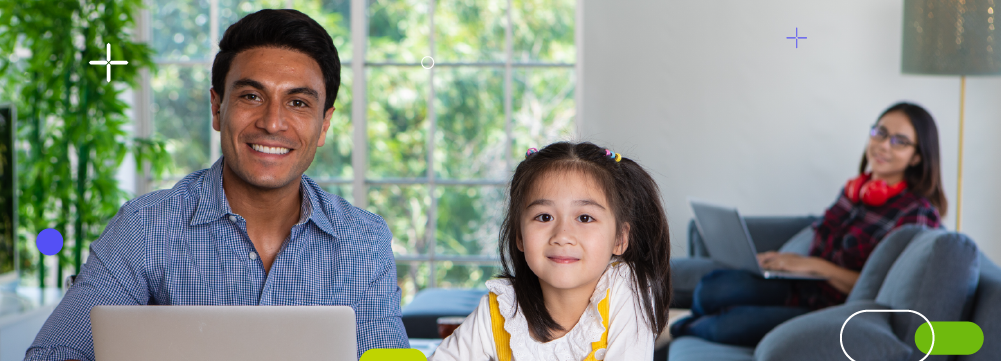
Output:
(229, 215), (238, 222)
(249, 251), (258, 260)
(594, 348), (607, 360)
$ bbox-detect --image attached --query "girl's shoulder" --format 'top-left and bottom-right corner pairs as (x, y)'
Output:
(483, 278), (518, 322)
(480, 264), (632, 360)
(484, 278), (513, 298)
(605, 262), (646, 311)
(603, 261), (636, 295)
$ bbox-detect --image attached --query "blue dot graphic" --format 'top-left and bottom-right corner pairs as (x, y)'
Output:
(36, 228), (64, 256)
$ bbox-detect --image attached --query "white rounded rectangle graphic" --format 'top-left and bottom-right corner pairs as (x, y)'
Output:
(840, 309), (934, 361)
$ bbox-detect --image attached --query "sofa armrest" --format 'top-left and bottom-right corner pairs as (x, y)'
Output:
(670, 258), (729, 308)
(687, 216), (820, 258)
(755, 301), (911, 361)
(961, 253), (1001, 361)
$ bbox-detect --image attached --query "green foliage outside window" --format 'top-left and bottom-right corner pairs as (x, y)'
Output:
(366, 0), (576, 304)
(1, 0), (575, 304)
(0, 0), (172, 288)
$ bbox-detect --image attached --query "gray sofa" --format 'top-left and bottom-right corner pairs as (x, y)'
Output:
(669, 216), (1001, 361)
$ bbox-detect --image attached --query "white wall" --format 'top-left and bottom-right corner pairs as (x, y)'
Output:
(580, 0), (1001, 262)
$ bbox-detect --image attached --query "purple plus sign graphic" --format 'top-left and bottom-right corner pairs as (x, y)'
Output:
(786, 27), (807, 48)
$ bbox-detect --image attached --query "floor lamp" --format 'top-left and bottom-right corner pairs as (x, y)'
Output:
(901, 0), (1001, 231)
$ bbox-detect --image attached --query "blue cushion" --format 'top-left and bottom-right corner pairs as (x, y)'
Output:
(875, 230), (980, 350)
(846, 225), (927, 303)
(777, 226), (813, 255)
(401, 288), (488, 338)
(669, 336), (754, 361)
(755, 300), (911, 361)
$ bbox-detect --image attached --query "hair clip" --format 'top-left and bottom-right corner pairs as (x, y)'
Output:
(605, 149), (622, 162)
(526, 147), (539, 158)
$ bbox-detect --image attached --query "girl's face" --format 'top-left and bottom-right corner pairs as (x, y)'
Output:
(518, 170), (628, 294)
(866, 111), (921, 182)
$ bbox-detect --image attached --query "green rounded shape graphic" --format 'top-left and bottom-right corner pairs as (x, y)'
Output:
(915, 321), (983, 355)
(360, 348), (428, 361)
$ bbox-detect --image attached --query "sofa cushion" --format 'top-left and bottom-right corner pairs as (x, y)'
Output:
(669, 336), (754, 361)
(401, 288), (488, 338)
(875, 230), (980, 351)
(755, 300), (911, 361)
(777, 226), (813, 255)
(846, 225), (927, 303)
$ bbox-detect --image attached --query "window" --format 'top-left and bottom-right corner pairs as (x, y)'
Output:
(142, 0), (577, 305)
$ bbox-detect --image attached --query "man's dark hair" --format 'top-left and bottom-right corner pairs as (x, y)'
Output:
(212, 9), (341, 112)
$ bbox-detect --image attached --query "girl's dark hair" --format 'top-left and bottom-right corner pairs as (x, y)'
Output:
(498, 141), (672, 342)
(212, 9), (341, 112)
(860, 102), (948, 216)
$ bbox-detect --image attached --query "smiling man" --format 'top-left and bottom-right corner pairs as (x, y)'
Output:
(26, 10), (408, 361)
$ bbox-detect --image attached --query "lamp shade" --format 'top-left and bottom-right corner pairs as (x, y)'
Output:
(902, 0), (1001, 75)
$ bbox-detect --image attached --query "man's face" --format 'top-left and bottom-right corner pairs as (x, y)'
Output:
(210, 46), (333, 190)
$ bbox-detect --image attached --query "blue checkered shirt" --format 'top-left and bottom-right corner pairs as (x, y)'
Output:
(25, 158), (409, 361)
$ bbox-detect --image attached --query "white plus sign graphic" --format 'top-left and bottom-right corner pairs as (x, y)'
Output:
(88, 43), (129, 82)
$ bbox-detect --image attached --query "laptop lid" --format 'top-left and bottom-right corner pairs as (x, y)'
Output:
(689, 199), (764, 275)
(91, 305), (356, 361)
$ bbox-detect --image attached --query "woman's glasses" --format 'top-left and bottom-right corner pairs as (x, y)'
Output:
(870, 126), (916, 149)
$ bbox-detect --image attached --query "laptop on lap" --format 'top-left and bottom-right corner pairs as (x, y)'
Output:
(689, 199), (825, 280)
(91, 305), (357, 361)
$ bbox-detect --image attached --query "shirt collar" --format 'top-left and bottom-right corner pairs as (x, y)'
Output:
(190, 157), (337, 238)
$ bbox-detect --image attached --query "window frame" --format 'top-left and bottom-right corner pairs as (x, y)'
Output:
(135, 0), (582, 289)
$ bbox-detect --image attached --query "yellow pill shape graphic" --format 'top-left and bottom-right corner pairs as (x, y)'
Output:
(361, 348), (428, 361)
(915, 322), (983, 355)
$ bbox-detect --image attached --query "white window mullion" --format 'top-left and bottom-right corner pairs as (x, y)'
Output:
(351, 0), (368, 208)
(574, 0), (583, 136)
(135, 0), (153, 195)
(209, 0), (221, 163)
(504, 0), (513, 172)
(426, 0), (438, 289)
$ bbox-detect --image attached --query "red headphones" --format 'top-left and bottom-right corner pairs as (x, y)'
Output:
(844, 173), (907, 207)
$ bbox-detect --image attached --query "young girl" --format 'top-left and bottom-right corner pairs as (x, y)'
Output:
(430, 141), (672, 361)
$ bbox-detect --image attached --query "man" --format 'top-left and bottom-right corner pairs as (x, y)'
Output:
(25, 9), (408, 361)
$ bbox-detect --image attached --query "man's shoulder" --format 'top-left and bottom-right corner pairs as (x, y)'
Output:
(302, 177), (389, 232)
(118, 169), (209, 218)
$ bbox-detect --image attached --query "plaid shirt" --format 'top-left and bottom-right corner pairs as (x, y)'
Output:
(25, 158), (408, 361)
(788, 188), (941, 310)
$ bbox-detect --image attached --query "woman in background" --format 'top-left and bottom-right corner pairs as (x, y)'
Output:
(670, 102), (948, 346)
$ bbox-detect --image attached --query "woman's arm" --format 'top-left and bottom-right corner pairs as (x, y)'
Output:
(811, 258), (860, 294)
(759, 253), (860, 293)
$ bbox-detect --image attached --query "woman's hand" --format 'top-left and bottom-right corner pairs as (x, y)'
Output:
(756, 252), (861, 294)
(756, 252), (822, 275)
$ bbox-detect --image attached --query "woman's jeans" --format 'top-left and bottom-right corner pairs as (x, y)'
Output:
(672, 269), (812, 347)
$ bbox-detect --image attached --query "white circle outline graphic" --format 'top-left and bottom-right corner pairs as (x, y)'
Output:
(421, 56), (435, 69)
(840, 309), (934, 361)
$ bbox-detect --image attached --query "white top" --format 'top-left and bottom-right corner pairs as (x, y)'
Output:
(429, 262), (656, 361)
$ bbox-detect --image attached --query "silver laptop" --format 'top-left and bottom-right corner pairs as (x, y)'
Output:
(689, 199), (825, 280)
(91, 305), (357, 361)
